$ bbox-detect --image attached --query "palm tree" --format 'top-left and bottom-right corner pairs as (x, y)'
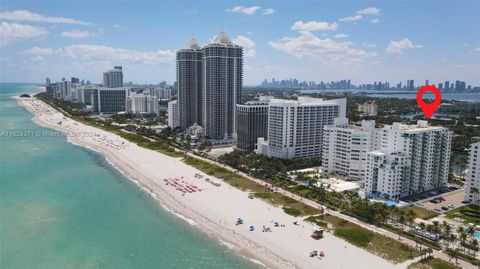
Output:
(459, 231), (468, 254)
(470, 238), (479, 258)
(449, 233), (457, 250)
(406, 210), (415, 231)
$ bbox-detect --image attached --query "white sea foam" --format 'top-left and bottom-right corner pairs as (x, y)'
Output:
(248, 258), (267, 267)
(219, 240), (236, 250)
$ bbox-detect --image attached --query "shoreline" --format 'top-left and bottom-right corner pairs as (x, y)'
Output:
(14, 95), (404, 269)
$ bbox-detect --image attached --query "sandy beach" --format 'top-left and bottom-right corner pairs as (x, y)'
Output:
(15, 95), (409, 269)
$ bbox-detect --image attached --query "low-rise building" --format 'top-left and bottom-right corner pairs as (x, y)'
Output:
(358, 102), (378, 116)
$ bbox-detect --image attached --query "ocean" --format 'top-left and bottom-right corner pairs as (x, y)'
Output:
(0, 83), (257, 269)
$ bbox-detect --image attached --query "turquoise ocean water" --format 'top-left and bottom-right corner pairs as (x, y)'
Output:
(0, 83), (257, 269)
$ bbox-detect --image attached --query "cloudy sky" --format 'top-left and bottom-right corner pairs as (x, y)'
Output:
(0, 0), (479, 86)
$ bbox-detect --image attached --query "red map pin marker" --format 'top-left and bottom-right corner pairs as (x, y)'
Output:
(416, 85), (442, 119)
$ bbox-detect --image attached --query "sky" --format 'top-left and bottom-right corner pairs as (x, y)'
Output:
(0, 0), (479, 86)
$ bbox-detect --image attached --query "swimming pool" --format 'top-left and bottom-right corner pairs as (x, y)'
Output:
(474, 231), (480, 240)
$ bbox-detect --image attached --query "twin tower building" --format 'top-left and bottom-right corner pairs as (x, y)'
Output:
(177, 31), (242, 141)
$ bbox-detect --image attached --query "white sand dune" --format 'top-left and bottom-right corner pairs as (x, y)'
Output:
(15, 96), (407, 269)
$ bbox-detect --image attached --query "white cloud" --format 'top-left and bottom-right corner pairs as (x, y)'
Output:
(269, 31), (377, 65)
(0, 10), (90, 25)
(227, 6), (262, 15)
(357, 7), (380, 16)
(362, 42), (377, 48)
(61, 29), (96, 39)
(386, 38), (423, 55)
(334, 33), (348, 39)
(233, 35), (255, 57)
(473, 47), (480, 52)
(22, 44), (175, 64)
(291, 20), (338, 31)
(370, 18), (379, 24)
(262, 8), (275, 15)
(0, 22), (48, 46)
(339, 15), (362, 22)
(21, 46), (54, 56)
(114, 24), (128, 30)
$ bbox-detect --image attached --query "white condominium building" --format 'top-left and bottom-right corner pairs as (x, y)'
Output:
(126, 94), (159, 115)
(358, 102), (378, 116)
(322, 118), (381, 180)
(168, 100), (179, 129)
(365, 151), (409, 199)
(257, 97), (346, 159)
(465, 142), (480, 203)
(365, 120), (453, 200)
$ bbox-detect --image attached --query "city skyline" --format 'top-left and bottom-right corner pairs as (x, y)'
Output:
(0, 0), (479, 85)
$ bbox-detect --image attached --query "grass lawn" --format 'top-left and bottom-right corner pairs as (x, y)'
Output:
(407, 257), (461, 269)
(253, 192), (321, 216)
(445, 204), (480, 224)
(402, 206), (439, 220)
(319, 214), (421, 263)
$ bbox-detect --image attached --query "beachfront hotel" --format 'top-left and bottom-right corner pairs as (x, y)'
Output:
(175, 31), (243, 142)
(235, 96), (272, 151)
(465, 142), (480, 203)
(256, 97), (347, 159)
(365, 121), (453, 200)
(322, 118), (381, 180)
(103, 66), (123, 88)
(92, 87), (127, 113)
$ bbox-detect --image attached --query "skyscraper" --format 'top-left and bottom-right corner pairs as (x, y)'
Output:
(103, 66), (123, 88)
(202, 31), (243, 140)
(406, 80), (415, 91)
(177, 38), (203, 129)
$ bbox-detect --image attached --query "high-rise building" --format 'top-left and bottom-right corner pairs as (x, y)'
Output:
(256, 97), (346, 159)
(465, 142), (480, 203)
(168, 100), (179, 129)
(365, 121), (452, 200)
(177, 38), (203, 129)
(92, 87), (127, 113)
(322, 118), (381, 181)
(444, 81), (450, 91)
(71, 77), (80, 84)
(46, 77), (51, 86)
(149, 88), (171, 100)
(103, 66), (123, 88)
(202, 31), (243, 141)
(236, 96), (272, 151)
(407, 80), (415, 91)
(425, 80), (429, 86)
(126, 94), (159, 115)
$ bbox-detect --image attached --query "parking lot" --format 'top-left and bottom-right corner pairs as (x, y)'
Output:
(421, 188), (466, 213)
